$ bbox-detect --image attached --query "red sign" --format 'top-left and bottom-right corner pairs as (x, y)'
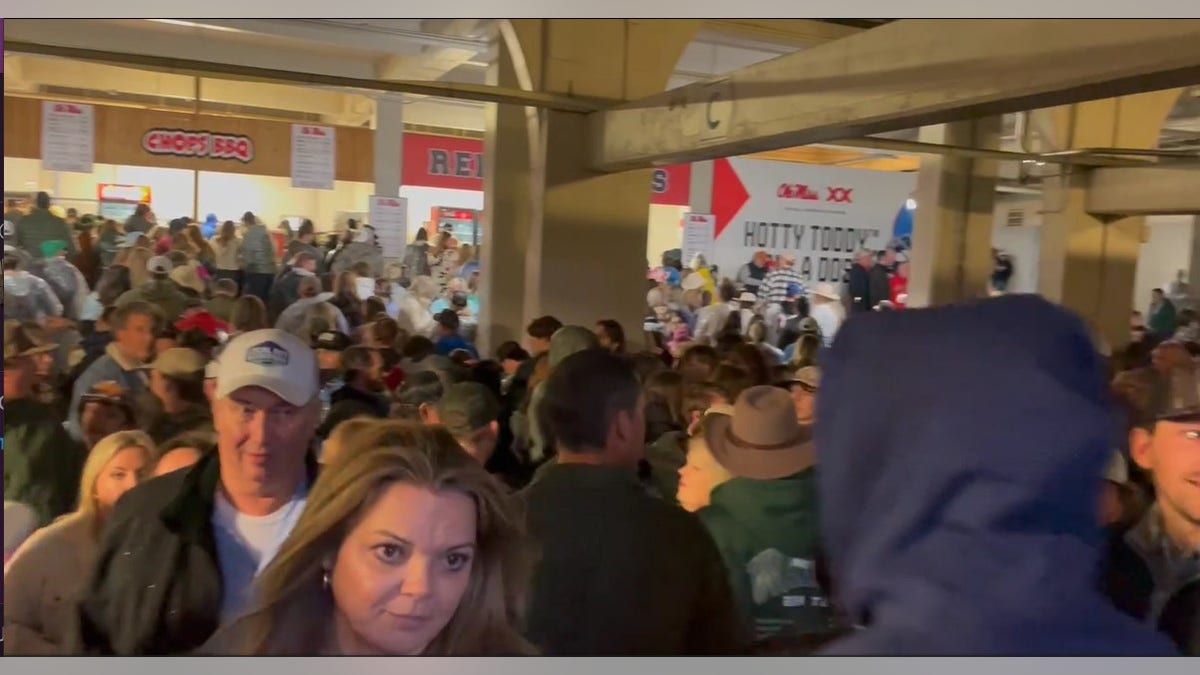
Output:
(778, 183), (820, 201)
(52, 103), (86, 115)
(97, 184), (152, 203)
(400, 133), (691, 205)
(142, 128), (255, 163)
(826, 187), (854, 204)
(298, 125), (329, 137)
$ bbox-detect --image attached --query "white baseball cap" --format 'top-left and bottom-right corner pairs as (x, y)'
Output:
(147, 255), (173, 275)
(214, 329), (319, 406)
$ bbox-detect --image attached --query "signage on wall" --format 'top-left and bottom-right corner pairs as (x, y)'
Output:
(97, 184), (152, 203)
(42, 101), (95, 173)
(142, 129), (255, 163)
(291, 124), (337, 190)
(370, 196), (409, 260)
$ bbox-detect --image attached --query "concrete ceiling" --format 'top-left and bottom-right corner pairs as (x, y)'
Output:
(5, 18), (1197, 175)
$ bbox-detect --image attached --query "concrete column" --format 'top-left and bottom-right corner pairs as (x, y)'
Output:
(906, 118), (1001, 308)
(1035, 90), (1181, 349)
(480, 19), (700, 353)
(1187, 216), (1200, 298)
(373, 96), (404, 199)
(689, 160), (715, 214)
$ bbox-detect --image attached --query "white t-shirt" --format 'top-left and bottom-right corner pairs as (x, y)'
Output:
(211, 485), (308, 622)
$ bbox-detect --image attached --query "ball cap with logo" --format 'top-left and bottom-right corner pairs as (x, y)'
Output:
(214, 329), (319, 406)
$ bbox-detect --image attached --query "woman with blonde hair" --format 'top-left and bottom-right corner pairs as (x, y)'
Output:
(230, 295), (270, 335)
(204, 421), (535, 656)
(211, 220), (242, 289)
(4, 431), (154, 654)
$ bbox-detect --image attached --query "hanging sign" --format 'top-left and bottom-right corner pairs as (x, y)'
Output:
(41, 101), (95, 173)
(291, 124), (336, 190)
(682, 212), (716, 268)
(370, 195), (409, 260)
(142, 129), (254, 163)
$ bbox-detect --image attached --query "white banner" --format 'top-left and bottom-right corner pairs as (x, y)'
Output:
(290, 124), (336, 190)
(710, 157), (916, 285)
(682, 212), (715, 268)
(370, 196), (409, 260)
(41, 101), (95, 173)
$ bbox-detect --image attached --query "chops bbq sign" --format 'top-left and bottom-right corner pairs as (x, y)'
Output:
(142, 128), (255, 163)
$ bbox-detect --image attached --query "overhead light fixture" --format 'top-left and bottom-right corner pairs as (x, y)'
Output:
(146, 19), (242, 33)
(905, 198), (918, 210)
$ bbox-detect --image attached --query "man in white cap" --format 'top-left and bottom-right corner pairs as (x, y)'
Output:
(809, 283), (845, 348)
(67, 329), (322, 655)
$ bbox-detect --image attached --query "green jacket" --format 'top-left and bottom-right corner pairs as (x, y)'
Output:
(116, 280), (202, 322)
(1149, 300), (1178, 338)
(15, 209), (78, 260)
(697, 470), (833, 642)
(4, 398), (87, 526)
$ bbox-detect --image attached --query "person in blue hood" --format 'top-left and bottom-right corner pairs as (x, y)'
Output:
(201, 213), (219, 240)
(814, 294), (1177, 655)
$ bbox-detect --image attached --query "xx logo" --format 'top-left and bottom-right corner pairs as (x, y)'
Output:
(826, 187), (853, 204)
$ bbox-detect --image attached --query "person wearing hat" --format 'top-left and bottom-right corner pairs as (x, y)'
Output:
(204, 278), (240, 324)
(77, 380), (139, 450)
(5, 321), (88, 527)
(788, 366), (821, 425)
(315, 345), (389, 441)
(1100, 382), (1200, 654)
(808, 282), (844, 348)
(276, 275), (351, 340)
(115, 254), (202, 322)
(140, 347), (213, 446)
(432, 308), (479, 360)
(816, 294), (1174, 655)
(678, 386), (830, 645)
(69, 328), (323, 655)
(15, 191), (77, 260)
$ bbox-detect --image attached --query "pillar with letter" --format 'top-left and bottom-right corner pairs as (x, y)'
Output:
(477, 19), (700, 354)
(1035, 90), (1182, 349)
(905, 117), (1001, 309)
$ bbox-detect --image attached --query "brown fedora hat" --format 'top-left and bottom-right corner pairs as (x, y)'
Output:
(704, 385), (815, 480)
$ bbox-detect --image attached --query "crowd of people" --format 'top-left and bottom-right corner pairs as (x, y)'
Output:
(3, 191), (1197, 656)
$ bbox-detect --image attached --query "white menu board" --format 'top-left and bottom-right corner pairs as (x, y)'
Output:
(290, 124), (336, 190)
(682, 212), (715, 268)
(370, 195), (409, 260)
(41, 101), (95, 173)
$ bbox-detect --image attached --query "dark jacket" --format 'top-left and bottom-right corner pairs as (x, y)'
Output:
(815, 294), (1176, 655)
(266, 269), (310, 322)
(698, 471), (831, 643)
(316, 385), (389, 439)
(65, 452), (318, 655)
(867, 264), (890, 310)
(144, 402), (214, 446)
(844, 263), (872, 314)
(4, 398), (87, 527)
(15, 209), (77, 259)
(520, 463), (748, 655)
(123, 214), (154, 235)
(1101, 509), (1200, 654)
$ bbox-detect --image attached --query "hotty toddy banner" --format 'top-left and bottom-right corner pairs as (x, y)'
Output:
(709, 157), (916, 284)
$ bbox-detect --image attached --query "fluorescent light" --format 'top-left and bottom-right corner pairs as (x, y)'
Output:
(146, 19), (242, 33)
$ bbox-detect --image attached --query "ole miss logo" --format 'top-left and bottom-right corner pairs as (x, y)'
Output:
(52, 103), (86, 115)
(778, 184), (819, 201)
(826, 187), (853, 204)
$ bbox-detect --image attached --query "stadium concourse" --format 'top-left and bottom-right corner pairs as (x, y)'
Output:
(3, 17), (1200, 657)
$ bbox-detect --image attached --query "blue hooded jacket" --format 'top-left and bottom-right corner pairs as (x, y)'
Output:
(815, 294), (1175, 655)
(201, 213), (219, 240)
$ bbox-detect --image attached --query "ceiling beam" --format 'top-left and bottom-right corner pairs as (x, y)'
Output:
(701, 19), (861, 48)
(5, 40), (606, 113)
(1086, 166), (1200, 216)
(588, 19), (1200, 172)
